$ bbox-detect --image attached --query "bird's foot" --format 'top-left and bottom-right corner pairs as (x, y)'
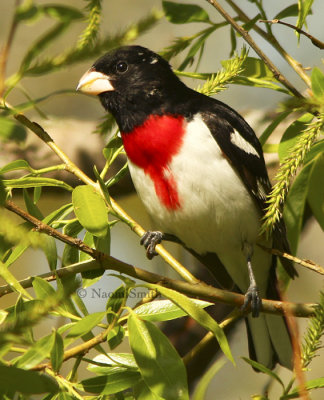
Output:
(241, 284), (262, 318)
(140, 231), (164, 260)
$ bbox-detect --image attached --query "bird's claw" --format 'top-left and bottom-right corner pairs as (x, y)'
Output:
(140, 231), (163, 260)
(241, 284), (262, 318)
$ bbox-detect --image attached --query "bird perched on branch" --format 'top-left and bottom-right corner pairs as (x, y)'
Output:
(77, 45), (297, 369)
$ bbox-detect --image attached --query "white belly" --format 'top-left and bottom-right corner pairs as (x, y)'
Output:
(128, 115), (271, 292)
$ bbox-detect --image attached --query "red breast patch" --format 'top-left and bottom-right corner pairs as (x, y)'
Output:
(121, 114), (185, 209)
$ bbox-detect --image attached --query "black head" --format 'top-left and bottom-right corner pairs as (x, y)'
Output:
(77, 46), (190, 131)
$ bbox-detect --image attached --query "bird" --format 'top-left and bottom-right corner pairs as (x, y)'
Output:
(77, 45), (297, 370)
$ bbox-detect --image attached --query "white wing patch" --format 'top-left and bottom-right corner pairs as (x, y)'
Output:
(230, 130), (260, 157)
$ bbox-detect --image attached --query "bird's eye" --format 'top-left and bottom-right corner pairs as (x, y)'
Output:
(116, 61), (128, 73)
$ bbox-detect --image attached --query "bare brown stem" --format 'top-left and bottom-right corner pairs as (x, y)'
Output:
(223, 0), (312, 87)
(260, 19), (324, 50)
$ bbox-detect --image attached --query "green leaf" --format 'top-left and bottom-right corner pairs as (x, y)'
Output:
(107, 324), (125, 350)
(4, 243), (29, 267)
(179, 27), (214, 70)
(0, 261), (33, 299)
(147, 284), (234, 363)
(0, 116), (27, 142)
(19, 21), (70, 75)
(278, 113), (314, 162)
(134, 299), (212, 322)
(296, 0), (314, 33)
(0, 179), (6, 206)
(42, 4), (83, 21)
(311, 67), (324, 100)
(32, 277), (56, 299)
(281, 377), (324, 399)
(79, 369), (141, 395)
(80, 232), (105, 287)
(0, 160), (33, 174)
(242, 13), (261, 32)
(72, 185), (109, 238)
(0, 365), (58, 394)
(62, 243), (79, 267)
(14, 2), (41, 23)
(50, 330), (64, 373)
(307, 154), (324, 230)
(106, 163), (129, 188)
(242, 357), (284, 388)
(63, 219), (83, 237)
(103, 136), (123, 164)
(163, 1), (210, 24)
(15, 333), (55, 369)
(284, 161), (314, 253)
(66, 312), (105, 339)
(192, 358), (226, 400)
(44, 203), (73, 227)
(2, 177), (73, 191)
(133, 381), (163, 399)
(304, 139), (324, 165)
(89, 353), (138, 371)
(259, 111), (291, 146)
(128, 311), (189, 400)
(275, 4), (299, 19)
(107, 286), (127, 323)
(240, 57), (275, 81)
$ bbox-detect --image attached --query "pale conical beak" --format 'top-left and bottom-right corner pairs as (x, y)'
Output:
(76, 68), (115, 95)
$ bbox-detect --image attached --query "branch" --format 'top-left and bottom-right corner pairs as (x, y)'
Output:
(259, 244), (324, 276)
(2, 201), (317, 318)
(224, 0), (312, 88)
(260, 19), (324, 50)
(205, 0), (304, 98)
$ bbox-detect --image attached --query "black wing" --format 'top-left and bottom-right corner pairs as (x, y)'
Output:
(199, 98), (297, 278)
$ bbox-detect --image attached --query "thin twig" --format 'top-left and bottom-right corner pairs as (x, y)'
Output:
(260, 19), (324, 50)
(258, 244), (324, 276)
(224, 0), (312, 87)
(206, 0), (304, 97)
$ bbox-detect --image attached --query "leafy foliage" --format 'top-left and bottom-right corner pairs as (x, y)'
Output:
(0, 0), (323, 399)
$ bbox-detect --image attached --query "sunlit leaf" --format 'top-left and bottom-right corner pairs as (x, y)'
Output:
(79, 369), (141, 395)
(50, 330), (64, 373)
(147, 284), (234, 363)
(66, 312), (105, 339)
(72, 185), (109, 238)
(311, 67), (324, 100)
(134, 299), (212, 322)
(128, 311), (189, 400)
(15, 333), (55, 369)
(163, 1), (210, 24)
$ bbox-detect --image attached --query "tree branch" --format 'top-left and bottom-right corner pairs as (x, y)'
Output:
(206, 0), (305, 96)
(224, 0), (312, 87)
(2, 201), (317, 318)
(260, 19), (324, 50)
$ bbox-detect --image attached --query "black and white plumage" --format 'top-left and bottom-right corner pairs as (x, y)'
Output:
(77, 45), (297, 369)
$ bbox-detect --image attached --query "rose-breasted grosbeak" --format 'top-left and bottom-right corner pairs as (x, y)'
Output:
(77, 45), (297, 369)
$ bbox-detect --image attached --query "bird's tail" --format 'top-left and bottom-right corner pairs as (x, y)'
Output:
(245, 259), (293, 370)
